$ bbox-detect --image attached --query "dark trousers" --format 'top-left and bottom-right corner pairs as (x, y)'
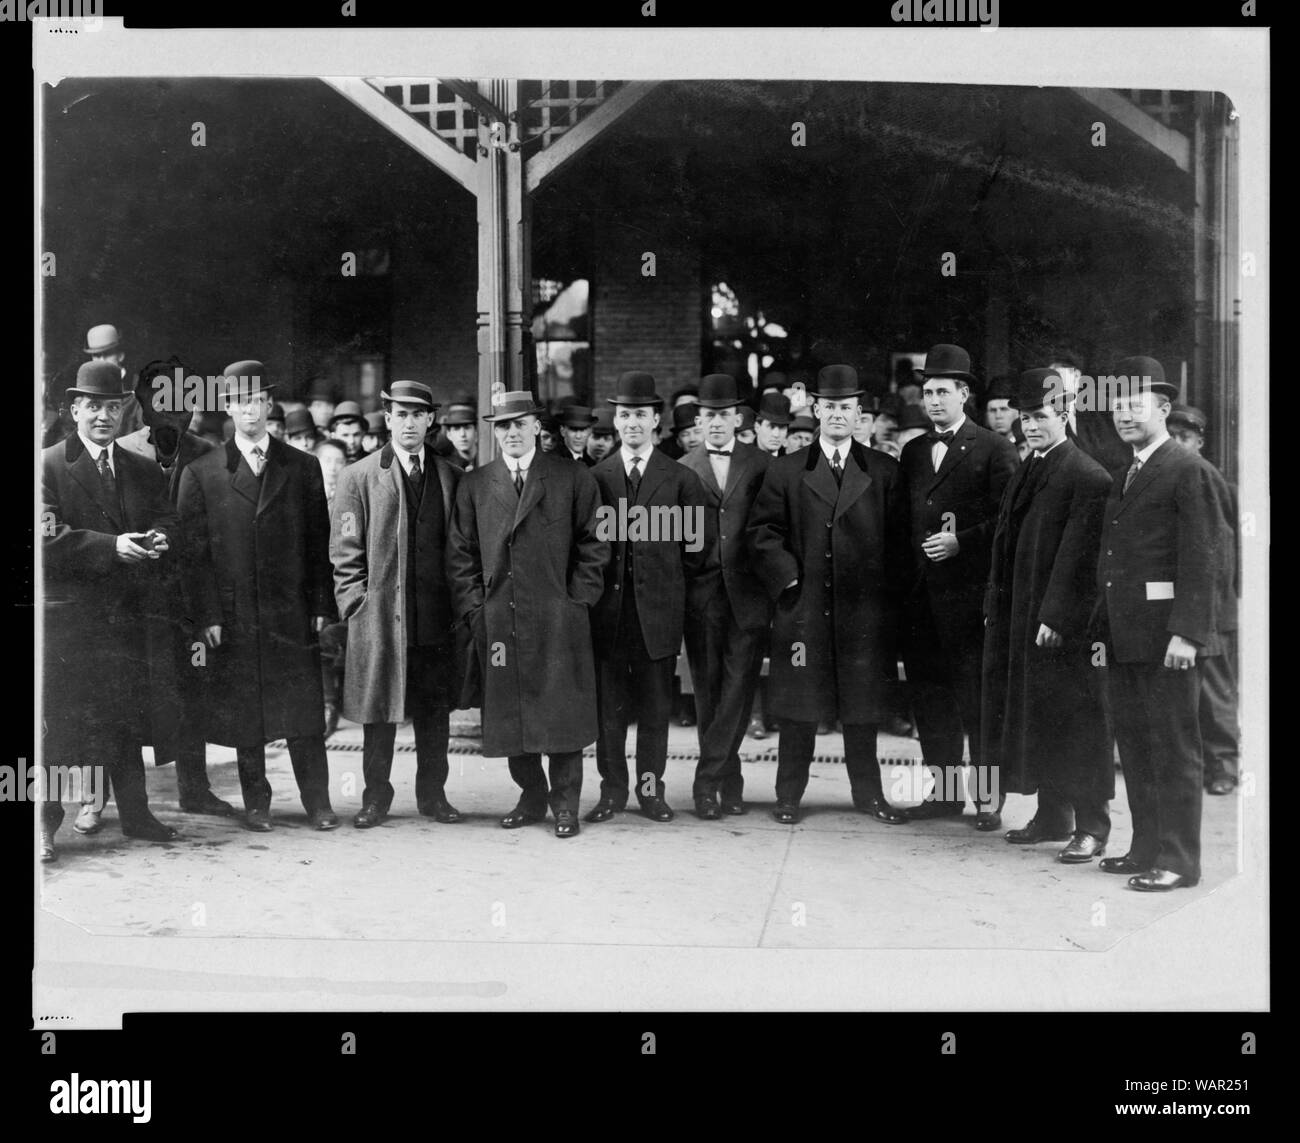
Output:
(1109, 660), (1204, 880)
(236, 736), (331, 815)
(509, 751), (584, 817)
(1200, 632), (1239, 785)
(41, 726), (153, 834)
(320, 622), (348, 706)
(904, 587), (985, 809)
(595, 595), (674, 804)
(361, 712), (450, 813)
(1032, 781), (1111, 841)
(776, 720), (885, 807)
(174, 720), (212, 803)
(684, 597), (764, 802)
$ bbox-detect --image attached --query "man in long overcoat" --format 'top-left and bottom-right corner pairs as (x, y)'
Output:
(447, 392), (608, 837)
(41, 361), (181, 859)
(329, 380), (465, 829)
(981, 369), (1114, 863)
(748, 365), (911, 825)
(178, 362), (339, 832)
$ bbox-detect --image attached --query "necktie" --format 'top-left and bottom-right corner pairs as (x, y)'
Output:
(1123, 456), (1141, 494)
(706, 448), (731, 456)
(513, 465), (524, 496)
(628, 455), (642, 497)
(927, 429), (955, 445)
(830, 450), (843, 486)
(97, 451), (117, 500)
(409, 452), (424, 506)
(250, 445), (265, 476)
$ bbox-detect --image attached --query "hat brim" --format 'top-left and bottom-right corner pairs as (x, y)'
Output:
(696, 398), (744, 410)
(755, 413), (793, 426)
(82, 344), (122, 356)
(558, 417), (598, 428)
(65, 386), (131, 400)
(607, 396), (664, 407)
(380, 389), (437, 409)
(920, 371), (977, 386)
(807, 388), (865, 399)
(483, 404), (546, 423)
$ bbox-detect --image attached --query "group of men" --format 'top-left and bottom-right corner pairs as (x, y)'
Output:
(41, 335), (1238, 894)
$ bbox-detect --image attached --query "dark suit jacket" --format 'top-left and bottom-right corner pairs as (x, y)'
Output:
(1067, 409), (1130, 474)
(178, 435), (336, 745)
(679, 439), (771, 630)
(591, 448), (718, 660)
(899, 416), (1019, 598)
(1094, 438), (1229, 663)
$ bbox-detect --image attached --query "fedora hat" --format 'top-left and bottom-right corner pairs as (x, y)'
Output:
(557, 404), (597, 428)
(484, 391), (546, 423)
(438, 403), (477, 427)
(329, 400), (365, 426)
(381, 380), (439, 410)
(755, 392), (793, 425)
(284, 408), (317, 436)
(607, 371), (662, 407)
(1113, 355), (1178, 399)
(364, 410), (388, 433)
(921, 344), (977, 386)
(66, 359), (131, 400)
(809, 364), (865, 399)
(220, 359), (276, 401)
(83, 324), (123, 356)
(788, 412), (818, 434)
(590, 407), (616, 433)
(697, 373), (743, 409)
(672, 403), (701, 432)
(1008, 368), (1068, 412)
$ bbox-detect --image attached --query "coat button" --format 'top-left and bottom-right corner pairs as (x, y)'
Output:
(823, 609), (830, 616)
(1106, 581), (1112, 588)
(825, 521), (832, 528)
(1107, 549), (1112, 556)
(614, 584), (621, 591)
(1112, 520), (1118, 526)
(927, 499), (934, 506)
(823, 579), (831, 588)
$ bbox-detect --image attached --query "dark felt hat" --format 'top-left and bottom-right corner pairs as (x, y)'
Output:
(755, 392), (793, 425)
(1168, 404), (1208, 432)
(268, 402), (286, 424)
(590, 407), (616, 433)
(284, 408), (318, 436)
(438, 403), (477, 426)
(697, 373), (743, 409)
(1113, 355), (1178, 399)
(788, 412), (818, 434)
(737, 406), (756, 431)
(1008, 368), (1068, 411)
(921, 344), (977, 386)
(66, 359), (130, 400)
(364, 410), (388, 433)
(809, 364), (865, 399)
(557, 405), (597, 428)
(898, 404), (933, 432)
(329, 400), (365, 426)
(672, 403), (701, 432)
(607, 371), (662, 407)
(221, 360), (275, 400)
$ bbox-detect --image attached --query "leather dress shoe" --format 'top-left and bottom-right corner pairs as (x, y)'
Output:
(308, 808), (340, 831)
(772, 802), (800, 824)
(554, 811), (579, 838)
(179, 790), (236, 816)
(721, 799), (747, 816)
(244, 808), (274, 832)
(747, 719), (767, 740)
(40, 832), (56, 863)
(323, 702), (340, 740)
(856, 796), (906, 824)
(639, 796), (675, 822)
(582, 798), (622, 824)
(974, 810), (1002, 831)
(73, 805), (103, 835)
(694, 794), (721, 820)
(1005, 818), (1071, 844)
(1128, 868), (1199, 892)
(1207, 776), (1236, 795)
(419, 798), (462, 823)
(1057, 832), (1106, 863)
(1099, 854), (1146, 875)
(123, 816), (180, 842)
(902, 801), (963, 821)
(500, 806), (545, 829)
(352, 804), (385, 829)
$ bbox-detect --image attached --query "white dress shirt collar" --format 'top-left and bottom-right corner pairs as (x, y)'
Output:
(1134, 430), (1170, 466)
(1033, 434), (1068, 459)
(819, 437), (849, 465)
(504, 446), (536, 475)
(234, 431), (270, 460)
(78, 434), (114, 469)
(621, 443), (653, 474)
(393, 441), (425, 475)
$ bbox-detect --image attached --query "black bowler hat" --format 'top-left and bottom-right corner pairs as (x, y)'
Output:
(268, 402), (286, 424)
(759, 371), (788, 393)
(789, 412), (818, 434)
(381, 380), (439, 410)
(737, 406), (756, 431)
(697, 373), (743, 409)
(221, 359), (276, 400)
(755, 392), (793, 425)
(557, 405), (597, 428)
(607, 371), (662, 407)
(66, 359), (130, 400)
(672, 403), (701, 432)
(590, 408), (616, 434)
(809, 364), (865, 399)
(986, 374), (1014, 402)
(921, 344), (977, 386)
(284, 408), (317, 436)
(1008, 368), (1068, 412)
(1114, 355), (1179, 399)
(484, 391), (546, 423)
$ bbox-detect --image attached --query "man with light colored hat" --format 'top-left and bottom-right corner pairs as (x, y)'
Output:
(899, 343), (1018, 829)
(448, 392), (608, 837)
(586, 371), (718, 824)
(179, 361), (341, 832)
(329, 400), (366, 463)
(83, 323), (144, 440)
(41, 360), (182, 859)
(678, 375), (772, 818)
(330, 379), (465, 829)
(749, 364), (911, 825)
(1094, 358), (1231, 891)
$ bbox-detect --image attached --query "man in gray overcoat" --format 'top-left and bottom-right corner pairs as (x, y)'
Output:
(329, 379), (464, 829)
(447, 392), (609, 838)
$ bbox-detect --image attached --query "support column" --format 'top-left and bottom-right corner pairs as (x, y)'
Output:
(474, 79), (531, 464)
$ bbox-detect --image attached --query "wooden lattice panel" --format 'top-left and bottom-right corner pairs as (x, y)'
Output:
(373, 79), (480, 157)
(518, 80), (625, 148)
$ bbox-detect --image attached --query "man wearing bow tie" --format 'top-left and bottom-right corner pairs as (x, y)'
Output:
(899, 344), (1018, 829)
(179, 363), (341, 833)
(678, 374), (772, 818)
